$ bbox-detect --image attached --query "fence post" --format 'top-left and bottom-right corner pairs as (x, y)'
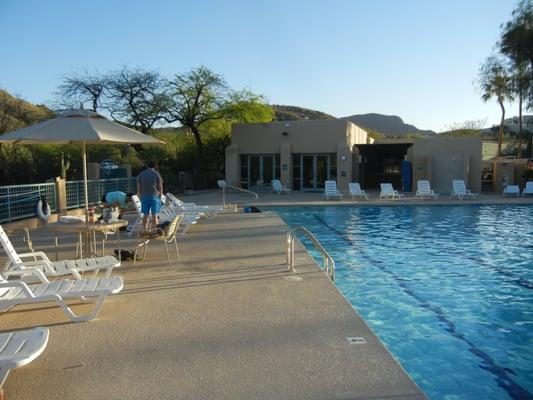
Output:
(55, 177), (67, 214)
(6, 187), (11, 222)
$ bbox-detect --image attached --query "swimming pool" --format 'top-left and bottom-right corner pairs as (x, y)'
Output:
(266, 205), (533, 400)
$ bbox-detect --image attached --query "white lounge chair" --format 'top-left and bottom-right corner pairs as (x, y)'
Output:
(324, 181), (342, 200)
(450, 180), (478, 200)
(503, 185), (520, 197)
(0, 327), (49, 387)
(0, 225), (119, 280)
(380, 183), (403, 200)
(416, 180), (439, 200)
(522, 181), (533, 196)
(272, 180), (291, 195)
(0, 272), (123, 322)
(166, 193), (222, 217)
(348, 183), (368, 200)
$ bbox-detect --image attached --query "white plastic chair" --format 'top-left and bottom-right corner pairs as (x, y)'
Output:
(522, 181), (533, 196)
(0, 225), (120, 280)
(348, 183), (368, 200)
(416, 180), (439, 199)
(0, 327), (49, 387)
(135, 216), (182, 266)
(271, 180), (291, 195)
(503, 185), (520, 197)
(450, 180), (478, 200)
(324, 181), (342, 200)
(0, 273), (124, 322)
(379, 183), (403, 200)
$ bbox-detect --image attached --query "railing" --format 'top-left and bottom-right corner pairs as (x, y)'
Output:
(221, 183), (258, 207)
(287, 226), (335, 281)
(0, 183), (57, 223)
(65, 178), (136, 209)
(0, 178), (136, 223)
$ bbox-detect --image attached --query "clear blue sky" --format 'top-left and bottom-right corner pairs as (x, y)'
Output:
(0, 0), (519, 132)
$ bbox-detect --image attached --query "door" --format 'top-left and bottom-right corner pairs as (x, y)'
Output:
(302, 155), (315, 190)
(316, 155), (328, 189)
(250, 156), (260, 186)
(262, 156), (273, 184)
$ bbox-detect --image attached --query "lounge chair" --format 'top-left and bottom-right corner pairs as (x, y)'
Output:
(415, 180), (439, 200)
(0, 327), (49, 388)
(450, 180), (478, 200)
(166, 193), (222, 217)
(380, 183), (403, 200)
(324, 180), (342, 200)
(0, 272), (124, 322)
(0, 225), (120, 280)
(522, 181), (533, 196)
(272, 180), (291, 195)
(348, 183), (368, 200)
(503, 185), (520, 197)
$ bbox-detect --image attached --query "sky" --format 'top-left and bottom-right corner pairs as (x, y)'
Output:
(0, 0), (520, 132)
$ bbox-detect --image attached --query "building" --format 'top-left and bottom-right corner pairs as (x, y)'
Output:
(225, 120), (482, 194)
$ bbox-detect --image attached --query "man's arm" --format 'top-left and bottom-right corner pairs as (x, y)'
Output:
(136, 176), (141, 196)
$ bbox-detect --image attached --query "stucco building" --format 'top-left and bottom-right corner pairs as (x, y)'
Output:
(225, 119), (482, 194)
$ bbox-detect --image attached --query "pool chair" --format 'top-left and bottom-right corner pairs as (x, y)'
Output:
(0, 327), (49, 388)
(0, 272), (124, 322)
(415, 180), (439, 200)
(0, 225), (120, 280)
(503, 185), (520, 197)
(135, 215), (182, 266)
(324, 180), (342, 200)
(450, 180), (478, 200)
(379, 183), (403, 200)
(522, 181), (533, 196)
(348, 183), (368, 200)
(272, 180), (291, 195)
(166, 192), (223, 218)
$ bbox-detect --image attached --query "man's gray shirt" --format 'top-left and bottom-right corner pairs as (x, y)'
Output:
(137, 169), (163, 196)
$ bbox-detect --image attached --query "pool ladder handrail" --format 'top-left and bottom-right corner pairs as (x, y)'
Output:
(287, 226), (335, 281)
(221, 184), (258, 207)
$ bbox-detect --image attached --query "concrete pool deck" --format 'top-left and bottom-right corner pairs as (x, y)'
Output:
(0, 211), (426, 400)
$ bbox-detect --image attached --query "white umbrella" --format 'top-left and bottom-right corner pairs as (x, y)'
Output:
(0, 109), (164, 214)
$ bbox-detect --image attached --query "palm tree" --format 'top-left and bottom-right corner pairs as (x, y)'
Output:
(479, 56), (515, 157)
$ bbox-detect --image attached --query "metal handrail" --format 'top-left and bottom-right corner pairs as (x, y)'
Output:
(287, 226), (335, 281)
(222, 184), (258, 207)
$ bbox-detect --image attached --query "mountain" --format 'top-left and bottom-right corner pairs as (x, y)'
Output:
(272, 105), (335, 121)
(0, 89), (54, 134)
(341, 113), (436, 136)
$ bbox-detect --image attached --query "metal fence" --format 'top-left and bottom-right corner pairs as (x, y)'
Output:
(0, 178), (136, 223)
(65, 178), (136, 209)
(0, 183), (57, 223)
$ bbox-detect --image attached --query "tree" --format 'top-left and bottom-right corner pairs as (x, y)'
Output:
(500, 0), (533, 156)
(165, 66), (273, 184)
(105, 67), (169, 133)
(55, 70), (106, 111)
(479, 56), (514, 157)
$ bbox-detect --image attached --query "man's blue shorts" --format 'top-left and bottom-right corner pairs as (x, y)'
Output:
(140, 195), (161, 215)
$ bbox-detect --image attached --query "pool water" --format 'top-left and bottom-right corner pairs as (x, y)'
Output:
(266, 205), (533, 400)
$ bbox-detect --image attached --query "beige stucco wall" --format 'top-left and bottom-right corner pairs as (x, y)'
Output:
(410, 137), (482, 194)
(227, 120), (369, 188)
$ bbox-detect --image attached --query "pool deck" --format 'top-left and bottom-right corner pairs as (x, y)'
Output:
(1, 211), (426, 399)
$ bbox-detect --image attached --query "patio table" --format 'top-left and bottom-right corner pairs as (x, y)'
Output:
(45, 220), (128, 261)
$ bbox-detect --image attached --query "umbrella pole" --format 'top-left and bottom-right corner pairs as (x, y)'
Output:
(82, 140), (89, 217)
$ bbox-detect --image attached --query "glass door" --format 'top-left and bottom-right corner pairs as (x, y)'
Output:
(262, 156), (273, 184)
(316, 155), (328, 189)
(302, 155), (315, 190)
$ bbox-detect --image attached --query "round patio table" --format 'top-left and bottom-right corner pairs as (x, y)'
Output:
(45, 220), (128, 261)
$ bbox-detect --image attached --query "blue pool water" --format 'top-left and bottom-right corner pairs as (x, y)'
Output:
(266, 205), (533, 400)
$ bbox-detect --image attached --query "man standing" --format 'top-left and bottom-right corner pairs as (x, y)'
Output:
(136, 161), (163, 230)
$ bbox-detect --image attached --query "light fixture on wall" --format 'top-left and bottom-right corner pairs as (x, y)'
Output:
(340, 155), (347, 161)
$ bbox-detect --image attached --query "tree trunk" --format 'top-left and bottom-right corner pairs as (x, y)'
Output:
(518, 92), (523, 158)
(497, 99), (505, 157)
(191, 126), (205, 188)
